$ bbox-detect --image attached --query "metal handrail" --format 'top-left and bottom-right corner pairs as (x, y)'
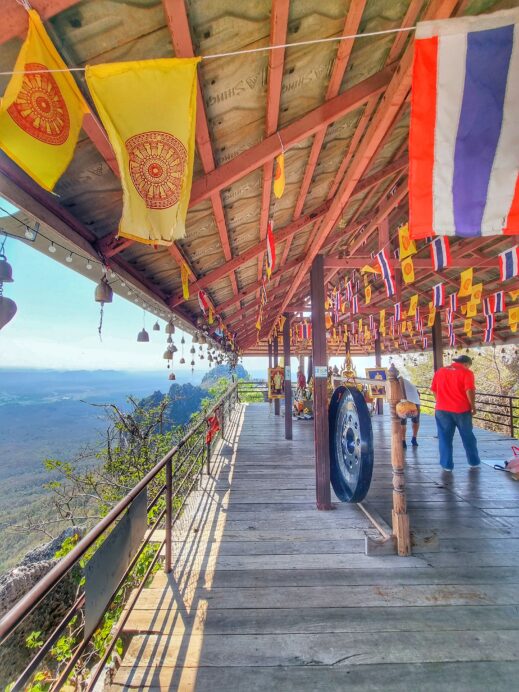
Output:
(417, 386), (519, 437)
(0, 382), (239, 689)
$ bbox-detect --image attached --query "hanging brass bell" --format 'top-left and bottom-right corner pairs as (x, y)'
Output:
(153, 321), (160, 331)
(165, 321), (175, 334)
(0, 254), (13, 283)
(137, 328), (150, 342)
(192, 332), (199, 344)
(190, 346), (196, 354)
(179, 357), (186, 364)
(163, 348), (173, 360)
(0, 296), (17, 330)
(199, 333), (207, 345)
(168, 372), (176, 381)
(95, 276), (113, 303)
(171, 343), (178, 353)
(167, 335), (173, 343)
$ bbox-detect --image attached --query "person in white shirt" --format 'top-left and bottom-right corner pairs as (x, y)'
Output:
(400, 377), (421, 449)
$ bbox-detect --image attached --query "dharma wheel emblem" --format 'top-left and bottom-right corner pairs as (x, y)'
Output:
(8, 63), (70, 145)
(125, 131), (187, 209)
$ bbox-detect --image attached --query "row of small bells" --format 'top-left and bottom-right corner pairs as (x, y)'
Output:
(162, 324), (226, 380)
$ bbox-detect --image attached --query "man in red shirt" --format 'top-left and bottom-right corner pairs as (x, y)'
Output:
(430, 355), (481, 471)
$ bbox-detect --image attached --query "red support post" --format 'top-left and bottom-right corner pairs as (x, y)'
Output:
(432, 312), (444, 372)
(310, 255), (333, 510)
(283, 313), (293, 441)
(375, 336), (383, 415)
(273, 336), (280, 416)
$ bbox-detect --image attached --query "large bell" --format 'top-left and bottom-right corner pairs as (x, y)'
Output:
(163, 348), (173, 360)
(165, 321), (175, 334)
(137, 328), (150, 343)
(0, 255), (13, 283)
(0, 296), (17, 330)
(95, 276), (113, 303)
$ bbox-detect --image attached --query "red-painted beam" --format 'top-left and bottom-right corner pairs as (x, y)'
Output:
(163, 0), (238, 295)
(324, 257), (500, 269)
(168, 200), (332, 308)
(189, 66), (394, 207)
(0, 0), (81, 43)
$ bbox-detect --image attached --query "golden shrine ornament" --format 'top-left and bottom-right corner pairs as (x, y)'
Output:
(125, 130), (187, 209)
(8, 63), (70, 145)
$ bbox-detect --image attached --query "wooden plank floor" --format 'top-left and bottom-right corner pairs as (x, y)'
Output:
(112, 402), (519, 691)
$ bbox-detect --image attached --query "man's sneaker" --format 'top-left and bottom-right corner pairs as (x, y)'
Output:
(411, 437), (418, 447)
(402, 440), (407, 449)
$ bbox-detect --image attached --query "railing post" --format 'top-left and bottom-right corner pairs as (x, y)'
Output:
(165, 456), (172, 573)
(388, 364), (411, 556)
(510, 397), (514, 438)
(206, 435), (211, 476)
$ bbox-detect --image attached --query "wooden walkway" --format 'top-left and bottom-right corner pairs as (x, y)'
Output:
(112, 402), (519, 691)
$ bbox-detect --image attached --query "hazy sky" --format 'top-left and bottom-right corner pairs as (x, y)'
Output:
(0, 202), (380, 375)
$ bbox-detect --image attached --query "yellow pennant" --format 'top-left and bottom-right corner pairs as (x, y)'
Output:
(398, 223), (416, 260)
(401, 256), (415, 284)
(379, 308), (386, 328)
(427, 303), (436, 327)
(470, 282), (483, 304)
(466, 301), (478, 318)
(365, 285), (372, 305)
(359, 318), (363, 332)
(0, 10), (89, 191)
(458, 268), (473, 297)
(361, 264), (381, 274)
(86, 57), (199, 245)
(181, 262), (190, 300)
(273, 152), (285, 198)
(509, 306), (519, 331)
(464, 318), (472, 336)
(461, 303), (467, 315)
(408, 293), (419, 316)
(509, 289), (519, 302)
(208, 307), (214, 325)
(401, 309), (408, 321)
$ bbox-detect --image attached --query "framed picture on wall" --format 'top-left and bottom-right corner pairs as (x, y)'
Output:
(268, 366), (285, 399)
(365, 367), (388, 398)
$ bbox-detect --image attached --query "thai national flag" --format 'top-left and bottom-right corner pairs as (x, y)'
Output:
(409, 9), (519, 238)
(432, 283), (445, 307)
(483, 297), (492, 317)
(394, 302), (401, 322)
(499, 246), (519, 281)
(449, 293), (458, 312)
(492, 290), (505, 313)
(484, 314), (495, 343)
(430, 237), (451, 270)
(376, 249), (396, 297)
(345, 280), (353, 301)
(447, 308), (454, 325)
(448, 325), (456, 347)
(352, 295), (358, 315)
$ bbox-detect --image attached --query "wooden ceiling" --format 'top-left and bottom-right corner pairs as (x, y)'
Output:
(0, 0), (518, 356)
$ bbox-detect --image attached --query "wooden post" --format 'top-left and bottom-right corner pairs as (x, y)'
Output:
(268, 340), (273, 370)
(310, 255), (333, 510)
(374, 336), (383, 415)
(273, 335), (280, 416)
(307, 355), (313, 385)
(432, 312), (443, 372)
(387, 363), (411, 556)
(283, 313), (293, 440)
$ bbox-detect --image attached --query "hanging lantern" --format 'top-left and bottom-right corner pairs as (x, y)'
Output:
(137, 328), (150, 342)
(165, 321), (175, 334)
(168, 372), (176, 381)
(153, 321), (161, 331)
(0, 248), (17, 331)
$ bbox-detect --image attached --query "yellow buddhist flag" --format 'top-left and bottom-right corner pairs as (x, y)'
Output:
(464, 318), (472, 336)
(466, 302), (478, 318)
(273, 152), (285, 198)
(86, 57), (199, 245)
(0, 10), (89, 191)
(470, 282), (483, 304)
(379, 309), (386, 336)
(365, 285), (372, 305)
(181, 262), (190, 300)
(461, 303), (467, 315)
(509, 306), (519, 332)
(458, 268), (473, 297)
(359, 319), (363, 332)
(208, 307), (214, 325)
(427, 303), (436, 327)
(401, 256), (415, 284)
(408, 293), (418, 316)
(401, 310), (407, 321)
(508, 289), (519, 302)
(398, 223), (416, 260)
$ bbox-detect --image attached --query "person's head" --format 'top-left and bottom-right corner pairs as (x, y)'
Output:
(452, 354), (472, 369)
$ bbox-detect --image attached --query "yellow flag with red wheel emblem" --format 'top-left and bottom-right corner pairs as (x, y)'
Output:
(0, 10), (89, 191)
(86, 57), (199, 245)
(398, 223), (416, 260)
(273, 152), (285, 198)
(401, 256), (415, 284)
(458, 268), (473, 297)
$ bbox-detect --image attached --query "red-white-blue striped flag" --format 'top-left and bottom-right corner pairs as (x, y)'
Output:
(484, 314), (495, 343)
(499, 246), (519, 281)
(492, 290), (505, 313)
(394, 302), (401, 322)
(483, 297), (492, 317)
(376, 248), (396, 297)
(352, 295), (358, 314)
(345, 280), (353, 301)
(430, 237), (451, 271)
(432, 282), (445, 307)
(409, 9), (519, 238)
(448, 325), (456, 347)
(449, 292), (458, 312)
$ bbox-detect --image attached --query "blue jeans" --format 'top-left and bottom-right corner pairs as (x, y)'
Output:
(435, 410), (481, 469)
